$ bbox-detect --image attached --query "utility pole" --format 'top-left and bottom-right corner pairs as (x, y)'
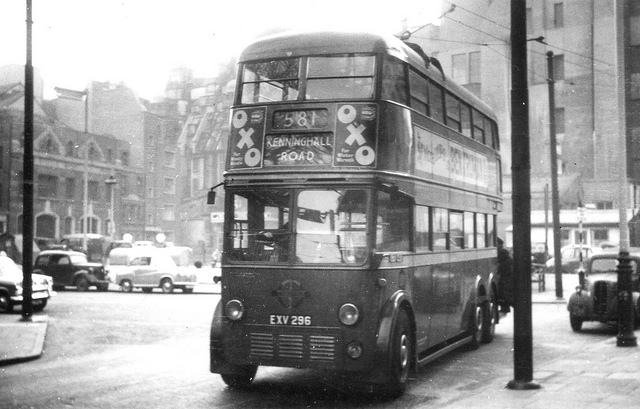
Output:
(21, 0), (34, 320)
(507, 0), (539, 390)
(547, 51), (563, 299)
(614, 0), (636, 347)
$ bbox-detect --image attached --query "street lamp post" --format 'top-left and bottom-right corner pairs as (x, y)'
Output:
(105, 176), (117, 240)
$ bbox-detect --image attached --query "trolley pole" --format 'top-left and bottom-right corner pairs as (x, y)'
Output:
(507, 0), (540, 390)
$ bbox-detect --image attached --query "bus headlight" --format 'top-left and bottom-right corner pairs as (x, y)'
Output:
(338, 303), (360, 326)
(225, 299), (245, 321)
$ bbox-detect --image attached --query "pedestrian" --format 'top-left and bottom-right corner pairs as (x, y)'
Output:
(497, 237), (513, 313)
(211, 248), (221, 267)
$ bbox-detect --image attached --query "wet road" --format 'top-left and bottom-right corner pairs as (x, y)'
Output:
(0, 288), (614, 408)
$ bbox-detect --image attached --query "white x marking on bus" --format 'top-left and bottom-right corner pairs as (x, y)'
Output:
(345, 123), (366, 146)
(237, 128), (255, 149)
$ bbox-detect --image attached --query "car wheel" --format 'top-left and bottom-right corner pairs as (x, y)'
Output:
(160, 278), (174, 294)
(379, 308), (412, 398)
(75, 276), (89, 292)
(570, 313), (583, 331)
(120, 279), (133, 293)
(33, 299), (47, 312)
(220, 365), (258, 388)
(0, 292), (13, 313)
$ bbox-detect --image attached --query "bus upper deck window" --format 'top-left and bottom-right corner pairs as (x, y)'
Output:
(382, 57), (407, 105)
(241, 59), (300, 104)
(306, 55), (375, 100)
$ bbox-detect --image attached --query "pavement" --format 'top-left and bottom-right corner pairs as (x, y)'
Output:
(2, 273), (640, 408)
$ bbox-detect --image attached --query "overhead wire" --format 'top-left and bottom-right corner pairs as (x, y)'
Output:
(430, 6), (617, 80)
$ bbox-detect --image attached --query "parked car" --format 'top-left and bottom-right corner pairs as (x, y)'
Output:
(0, 252), (53, 313)
(106, 247), (197, 293)
(33, 250), (109, 291)
(566, 250), (640, 331)
(545, 245), (602, 274)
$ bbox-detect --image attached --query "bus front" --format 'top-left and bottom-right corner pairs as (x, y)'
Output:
(210, 32), (405, 391)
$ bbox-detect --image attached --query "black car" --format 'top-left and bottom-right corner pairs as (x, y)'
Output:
(33, 250), (109, 291)
(567, 250), (640, 331)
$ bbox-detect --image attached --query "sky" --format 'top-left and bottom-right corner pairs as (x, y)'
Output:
(0, 0), (443, 101)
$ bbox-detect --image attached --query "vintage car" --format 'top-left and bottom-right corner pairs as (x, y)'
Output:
(546, 245), (602, 275)
(567, 251), (640, 331)
(106, 247), (197, 293)
(33, 250), (109, 291)
(0, 252), (54, 313)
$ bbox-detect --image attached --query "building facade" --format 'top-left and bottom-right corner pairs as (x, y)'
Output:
(0, 82), (142, 247)
(412, 0), (640, 249)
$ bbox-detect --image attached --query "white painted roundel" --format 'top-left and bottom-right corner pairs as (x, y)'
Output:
(232, 110), (248, 129)
(337, 105), (357, 124)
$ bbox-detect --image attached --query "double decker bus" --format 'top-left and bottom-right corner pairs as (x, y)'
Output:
(209, 30), (503, 396)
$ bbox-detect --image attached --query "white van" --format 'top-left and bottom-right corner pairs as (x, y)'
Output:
(106, 247), (197, 293)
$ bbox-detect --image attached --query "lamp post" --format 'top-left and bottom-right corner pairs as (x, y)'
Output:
(82, 89), (89, 252)
(105, 175), (117, 240)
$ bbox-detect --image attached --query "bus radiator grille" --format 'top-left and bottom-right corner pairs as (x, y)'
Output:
(248, 332), (337, 363)
(309, 335), (336, 361)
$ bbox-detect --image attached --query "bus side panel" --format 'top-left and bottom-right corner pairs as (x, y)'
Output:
(447, 253), (496, 338)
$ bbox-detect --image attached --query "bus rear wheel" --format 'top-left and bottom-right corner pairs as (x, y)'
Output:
(381, 309), (412, 398)
(481, 293), (497, 344)
(220, 365), (258, 388)
(468, 300), (488, 350)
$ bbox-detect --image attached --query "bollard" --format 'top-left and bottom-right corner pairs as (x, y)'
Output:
(616, 250), (637, 347)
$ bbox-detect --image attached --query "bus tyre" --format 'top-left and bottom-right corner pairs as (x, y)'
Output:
(468, 300), (487, 350)
(220, 365), (258, 388)
(381, 309), (412, 398)
(481, 294), (497, 344)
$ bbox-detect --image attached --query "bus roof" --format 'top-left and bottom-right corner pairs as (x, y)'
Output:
(239, 30), (496, 119)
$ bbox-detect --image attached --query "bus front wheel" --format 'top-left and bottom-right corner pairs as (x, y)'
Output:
(381, 309), (412, 398)
(220, 365), (258, 388)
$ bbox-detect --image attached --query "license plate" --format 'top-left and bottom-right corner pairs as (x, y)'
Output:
(269, 314), (311, 326)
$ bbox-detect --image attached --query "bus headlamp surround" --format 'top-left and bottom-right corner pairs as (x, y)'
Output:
(225, 299), (245, 321)
(338, 303), (360, 326)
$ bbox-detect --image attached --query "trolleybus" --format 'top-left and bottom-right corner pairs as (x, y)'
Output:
(209, 30), (503, 396)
